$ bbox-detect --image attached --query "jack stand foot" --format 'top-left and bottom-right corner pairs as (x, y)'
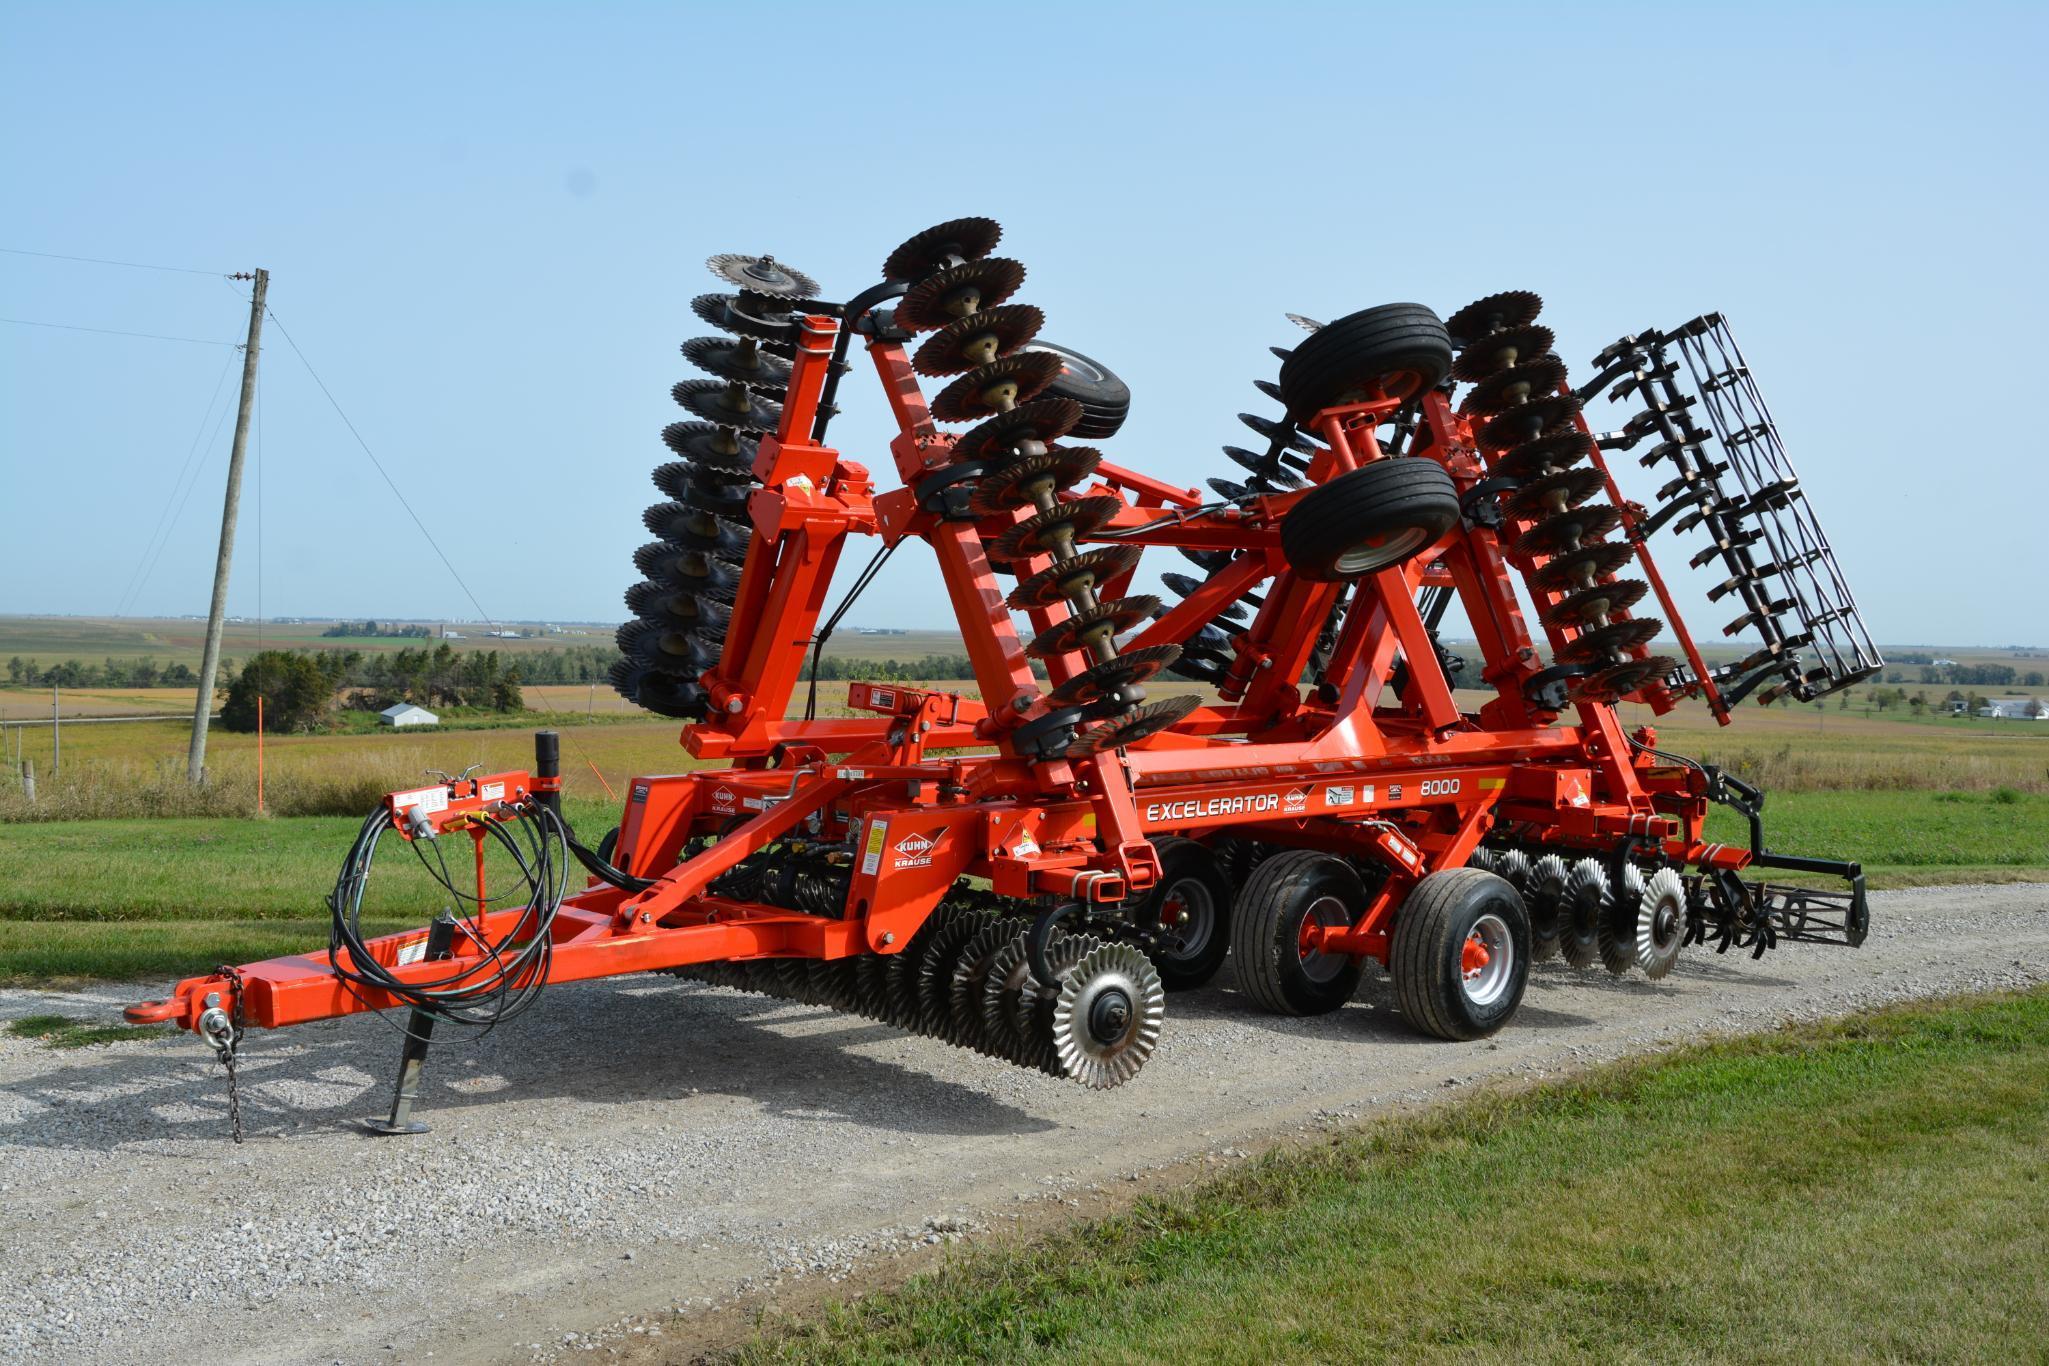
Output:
(361, 1116), (431, 1136)
(360, 911), (455, 1137)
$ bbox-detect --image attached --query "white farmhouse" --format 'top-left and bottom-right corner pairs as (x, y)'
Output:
(379, 703), (440, 728)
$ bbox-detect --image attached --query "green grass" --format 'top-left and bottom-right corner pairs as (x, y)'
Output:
(0, 795), (616, 983)
(0, 919), (415, 986)
(5, 1012), (166, 1048)
(1704, 787), (2049, 884)
(725, 990), (2049, 1363)
(324, 706), (651, 735)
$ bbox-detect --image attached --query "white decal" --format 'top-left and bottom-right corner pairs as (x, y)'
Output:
(892, 831), (935, 869)
(391, 786), (449, 816)
(1419, 778), (1461, 797)
(1143, 792), (1282, 822)
(1325, 785), (1355, 808)
(861, 820), (888, 876)
(480, 781), (505, 802)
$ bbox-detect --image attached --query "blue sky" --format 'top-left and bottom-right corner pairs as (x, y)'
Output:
(3, 1), (2042, 646)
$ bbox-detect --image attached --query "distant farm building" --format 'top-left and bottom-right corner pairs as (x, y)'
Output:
(379, 703), (439, 728)
(1978, 698), (2045, 720)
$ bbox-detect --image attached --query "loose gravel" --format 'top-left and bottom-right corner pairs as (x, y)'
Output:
(2, 882), (2043, 1363)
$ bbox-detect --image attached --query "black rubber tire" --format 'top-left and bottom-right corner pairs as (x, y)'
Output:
(1023, 339), (1130, 439)
(1136, 838), (1234, 991)
(1390, 868), (1531, 1041)
(635, 668), (710, 721)
(1277, 303), (1453, 418)
(1230, 850), (1365, 1015)
(1280, 458), (1460, 580)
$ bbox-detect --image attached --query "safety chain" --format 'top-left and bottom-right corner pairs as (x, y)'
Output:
(198, 965), (248, 1143)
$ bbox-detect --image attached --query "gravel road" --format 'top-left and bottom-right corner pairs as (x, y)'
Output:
(3, 881), (2044, 1364)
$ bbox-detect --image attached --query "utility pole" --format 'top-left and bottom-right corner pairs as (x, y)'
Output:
(188, 268), (268, 783)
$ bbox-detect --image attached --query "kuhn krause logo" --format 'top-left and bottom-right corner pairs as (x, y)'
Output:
(892, 831), (936, 868)
(710, 785), (737, 810)
(1282, 786), (1311, 814)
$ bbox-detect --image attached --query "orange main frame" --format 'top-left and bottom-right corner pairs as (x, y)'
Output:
(130, 310), (1744, 1035)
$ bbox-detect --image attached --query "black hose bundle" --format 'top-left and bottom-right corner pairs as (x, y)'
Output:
(328, 797), (571, 1032)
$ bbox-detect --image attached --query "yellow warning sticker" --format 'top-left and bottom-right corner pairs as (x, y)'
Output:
(861, 819), (889, 876)
(1478, 777), (1506, 791)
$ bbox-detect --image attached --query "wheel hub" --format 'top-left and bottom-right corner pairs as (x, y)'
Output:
(1295, 894), (1355, 983)
(1460, 912), (1515, 1006)
(1461, 934), (1492, 977)
(1049, 942), (1167, 1089)
(1088, 987), (1133, 1045)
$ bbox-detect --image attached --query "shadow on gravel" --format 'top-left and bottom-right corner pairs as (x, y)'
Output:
(1168, 977), (1600, 1042)
(0, 978), (1057, 1153)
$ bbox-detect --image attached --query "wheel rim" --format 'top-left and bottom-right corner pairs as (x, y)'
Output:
(1295, 894), (1354, 983)
(1157, 877), (1216, 962)
(1460, 912), (1515, 1007)
(1334, 525), (1430, 575)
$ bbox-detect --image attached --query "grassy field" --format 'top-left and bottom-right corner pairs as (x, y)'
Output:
(720, 990), (2049, 1363)
(0, 792), (621, 983)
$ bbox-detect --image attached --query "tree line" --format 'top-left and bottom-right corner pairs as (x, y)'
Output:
(1874, 663), (2044, 688)
(6, 644), (623, 692)
(222, 645), (529, 732)
(801, 653), (1000, 681)
(319, 620), (433, 638)
(8, 656), (203, 689)
(10, 641), (1001, 734)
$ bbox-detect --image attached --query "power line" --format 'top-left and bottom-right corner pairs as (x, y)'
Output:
(2, 316), (238, 346)
(0, 246), (230, 277)
(262, 307), (495, 624)
(115, 348), (240, 616)
(124, 384), (242, 618)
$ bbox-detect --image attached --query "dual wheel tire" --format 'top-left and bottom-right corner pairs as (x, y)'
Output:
(1022, 339), (1131, 439)
(1277, 302), (1454, 418)
(1131, 837), (1234, 991)
(1274, 302), (1462, 583)
(1280, 458), (1462, 581)
(1230, 854), (1531, 1040)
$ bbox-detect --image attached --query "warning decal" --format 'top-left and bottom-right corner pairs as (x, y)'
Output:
(861, 819), (889, 876)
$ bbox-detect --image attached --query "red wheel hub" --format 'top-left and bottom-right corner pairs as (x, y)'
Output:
(1461, 933), (1492, 979)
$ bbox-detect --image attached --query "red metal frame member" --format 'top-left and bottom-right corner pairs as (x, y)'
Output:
(130, 285), (1744, 1039)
